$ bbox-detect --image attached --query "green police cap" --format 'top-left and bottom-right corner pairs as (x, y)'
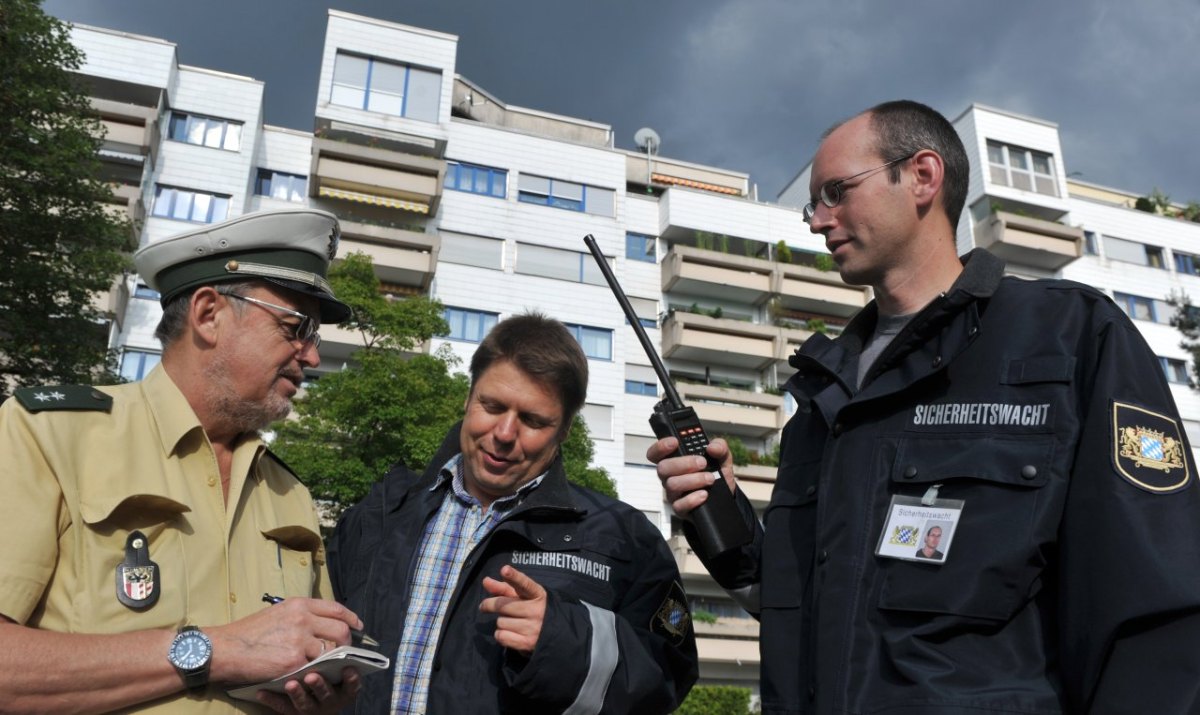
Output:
(134, 208), (352, 324)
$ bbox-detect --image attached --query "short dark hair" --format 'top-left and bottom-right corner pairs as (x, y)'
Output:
(469, 312), (588, 429)
(864, 100), (970, 233)
(153, 279), (259, 347)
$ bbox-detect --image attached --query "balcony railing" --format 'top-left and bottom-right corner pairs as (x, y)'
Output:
(676, 382), (784, 440)
(338, 220), (439, 291)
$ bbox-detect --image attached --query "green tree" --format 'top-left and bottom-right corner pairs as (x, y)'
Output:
(271, 252), (467, 513)
(0, 0), (134, 397)
(561, 414), (617, 497)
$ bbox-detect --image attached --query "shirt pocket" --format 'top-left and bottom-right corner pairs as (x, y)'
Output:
(877, 434), (1062, 621)
(262, 526), (324, 597)
(78, 493), (190, 631)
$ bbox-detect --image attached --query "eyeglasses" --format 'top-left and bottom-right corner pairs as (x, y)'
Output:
(224, 293), (321, 349)
(802, 152), (917, 224)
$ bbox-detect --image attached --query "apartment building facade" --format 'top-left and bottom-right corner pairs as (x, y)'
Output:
(70, 11), (1200, 706)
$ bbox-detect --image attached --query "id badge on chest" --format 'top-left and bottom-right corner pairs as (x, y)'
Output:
(875, 485), (963, 565)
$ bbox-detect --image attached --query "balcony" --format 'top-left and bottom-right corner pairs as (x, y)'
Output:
(310, 135), (445, 217)
(774, 263), (870, 318)
(661, 312), (777, 370)
(676, 383), (784, 440)
(338, 220), (439, 291)
(662, 245), (773, 306)
(91, 97), (160, 174)
(973, 210), (1082, 271)
(733, 464), (777, 510)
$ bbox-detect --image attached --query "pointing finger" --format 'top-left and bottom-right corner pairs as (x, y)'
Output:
(499, 565), (546, 600)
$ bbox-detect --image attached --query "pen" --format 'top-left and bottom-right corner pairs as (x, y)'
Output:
(262, 593), (380, 647)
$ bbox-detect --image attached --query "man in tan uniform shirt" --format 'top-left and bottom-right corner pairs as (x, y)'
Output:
(0, 209), (366, 713)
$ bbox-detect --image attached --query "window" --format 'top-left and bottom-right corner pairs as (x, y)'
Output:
(515, 243), (609, 285)
(626, 364), (659, 397)
(439, 232), (504, 270)
(119, 350), (161, 381)
(331, 52), (441, 122)
(627, 296), (658, 329)
(986, 140), (1057, 196)
(1083, 230), (1099, 256)
(626, 232), (656, 263)
(565, 323), (612, 360)
(445, 161), (506, 198)
(133, 284), (160, 300)
(625, 380), (657, 397)
(255, 169), (307, 202)
(579, 404), (613, 440)
(444, 307), (498, 343)
(624, 434), (657, 465)
(1160, 357), (1189, 384)
(1114, 292), (1173, 324)
(1103, 236), (1165, 269)
(1177, 252), (1200, 276)
(517, 174), (614, 217)
(168, 112), (242, 151)
(152, 186), (230, 224)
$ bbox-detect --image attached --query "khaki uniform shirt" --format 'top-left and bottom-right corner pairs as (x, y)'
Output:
(0, 366), (331, 713)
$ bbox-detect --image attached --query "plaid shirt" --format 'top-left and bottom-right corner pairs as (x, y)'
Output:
(391, 454), (543, 714)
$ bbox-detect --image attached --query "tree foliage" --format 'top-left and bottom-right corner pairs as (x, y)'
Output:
(0, 0), (134, 397)
(1168, 289), (1200, 387)
(273, 252), (616, 513)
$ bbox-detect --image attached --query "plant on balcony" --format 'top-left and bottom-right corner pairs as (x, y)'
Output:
(692, 609), (719, 625)
(814, 253), (836, 272)
(775, 240), (792, 264)
(1134, 196), (1157, 213)
(805, 317), (829, 334)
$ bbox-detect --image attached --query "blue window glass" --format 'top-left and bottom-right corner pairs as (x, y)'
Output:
(167, 112), (241, 151)
(625, 380), (657, 397)
(133, 284), (160, 300)
(565, 324), (612, 360)
(331, 52), (440, 122)
(152, 185), (230, 224)
(1176, 252), (1200, 276)
(626, 233), (656, 263)
(120, 350), (161, 381)
(445, 307), (499, 343)
(255, 169), (308, 202)
(1160, 357), (1190, 384)
(445, 162), (507, 198)
(517, 175), (613, 216)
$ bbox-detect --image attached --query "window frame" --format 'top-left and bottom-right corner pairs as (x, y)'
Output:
(168, 111), (243, 152)
(517, 174), (615, 216)
(444, 161), (508, 198)
(564, 323), (613, 361)
(255, 169), (308, 203)
(1160, 356), (1190, 385)
(986, 140), (1057, 197)
(444, 306), (499, 343)
(330, 52), (441, 122)
(151, 185), (231, 224)
(626, 232), (656, 263)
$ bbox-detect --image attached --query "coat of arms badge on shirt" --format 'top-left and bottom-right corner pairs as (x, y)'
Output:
(1112, 401), (1191, 493)
(115, 530), (161, 609)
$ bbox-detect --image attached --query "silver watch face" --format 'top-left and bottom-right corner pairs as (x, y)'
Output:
(170, 631), (211, 670)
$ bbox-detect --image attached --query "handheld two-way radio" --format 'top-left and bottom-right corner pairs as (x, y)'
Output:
(583, 234), (752, 556)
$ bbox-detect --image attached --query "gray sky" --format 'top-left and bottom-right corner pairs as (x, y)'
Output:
(45, 0), (1200, 205)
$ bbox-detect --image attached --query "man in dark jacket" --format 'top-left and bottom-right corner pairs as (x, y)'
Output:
(329, 313), (698, 714)
(650, 100), (1200, 713)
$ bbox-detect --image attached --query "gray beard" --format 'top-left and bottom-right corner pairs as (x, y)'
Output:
(202, 354), (292, 435)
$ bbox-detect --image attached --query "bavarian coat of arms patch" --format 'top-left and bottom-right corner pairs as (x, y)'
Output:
(1112, 401), (1191, 493)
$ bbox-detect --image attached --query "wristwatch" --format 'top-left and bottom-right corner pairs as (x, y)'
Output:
(167, 625), (212, 690)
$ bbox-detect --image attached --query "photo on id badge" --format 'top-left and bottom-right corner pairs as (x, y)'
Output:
(875, 495), (963, 565)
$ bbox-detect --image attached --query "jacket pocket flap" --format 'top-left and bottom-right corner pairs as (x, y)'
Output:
(81, 493), (190, 526)
(1002, 355), (1075, 385)
(892, 435), (1055, 488)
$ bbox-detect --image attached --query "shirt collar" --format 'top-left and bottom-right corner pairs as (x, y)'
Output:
(430, 453), (546, 511)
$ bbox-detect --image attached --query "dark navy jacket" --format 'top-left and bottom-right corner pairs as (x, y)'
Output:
(694, 249), (1200, 714)
(327, 424), (698, 714)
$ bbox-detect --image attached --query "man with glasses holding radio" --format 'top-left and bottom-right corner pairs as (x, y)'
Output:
(0, 209), (366, 713)
(651, 100), (1200, 713)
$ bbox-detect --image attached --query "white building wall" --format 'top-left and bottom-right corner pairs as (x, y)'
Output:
(316, 11), (456, 141)
(69, 25), (175, 90)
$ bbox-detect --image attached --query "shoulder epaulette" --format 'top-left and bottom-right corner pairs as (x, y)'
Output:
(12, 385), (113, 413)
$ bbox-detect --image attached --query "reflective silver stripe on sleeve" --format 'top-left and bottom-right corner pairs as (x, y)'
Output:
(562, 601), (618, 715)
(728, 583), (760, 616)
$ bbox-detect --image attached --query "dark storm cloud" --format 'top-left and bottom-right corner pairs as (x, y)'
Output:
(44, 0), (1200, 204)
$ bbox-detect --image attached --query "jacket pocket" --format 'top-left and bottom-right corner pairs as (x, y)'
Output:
(877, 434), (1062, 621)
(760, 462), (819, 609)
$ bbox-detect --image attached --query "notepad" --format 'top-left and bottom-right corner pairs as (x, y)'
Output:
(227, 645), (390, 701)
